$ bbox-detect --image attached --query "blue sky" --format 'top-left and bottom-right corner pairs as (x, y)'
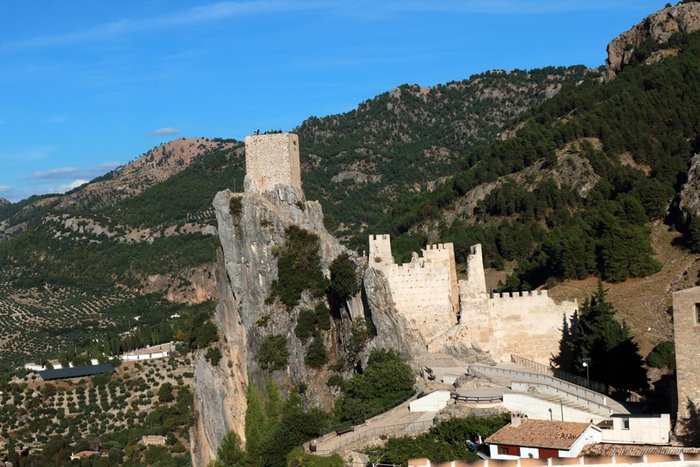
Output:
(0, 0), (669, 202)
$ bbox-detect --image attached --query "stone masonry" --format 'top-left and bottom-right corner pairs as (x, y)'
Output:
(671, 287), (700, 431)
(244, 133), (302, 194)
(369, 235), (578, 363)
(369, 235), (459, 342)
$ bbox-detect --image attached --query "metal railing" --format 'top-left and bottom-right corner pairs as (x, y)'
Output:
(511, 354), (607, 394)
(451, 393), (503, 403)
(509, 381), (612, 416)
(467, 364), (609, 406)
(309, 419), (434, 456)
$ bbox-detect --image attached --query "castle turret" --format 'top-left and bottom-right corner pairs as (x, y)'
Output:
(672, 286), (700, 435)
(369, 234), (393, 266)
(244, 132), (302, 194)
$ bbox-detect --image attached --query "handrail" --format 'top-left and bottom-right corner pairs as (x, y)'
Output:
(468, 363), (607, 404)
(309, 419), (434, 456)
(509, 381), (611, 415)
(510, 354), (607, 394)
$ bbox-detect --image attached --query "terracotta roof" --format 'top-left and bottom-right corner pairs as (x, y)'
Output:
(486, 420), (594, 450)
(585, 443), (700, 457)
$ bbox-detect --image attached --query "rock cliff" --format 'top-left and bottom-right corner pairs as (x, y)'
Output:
(191, 183), (354, 465)
(605, 2), (700, 79)
(679, 153), (700, 218)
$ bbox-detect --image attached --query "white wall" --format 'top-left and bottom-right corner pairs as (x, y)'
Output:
(409, 390), (451, 412)
(601, 415), (671, 444)
(503, 393), (608, 423)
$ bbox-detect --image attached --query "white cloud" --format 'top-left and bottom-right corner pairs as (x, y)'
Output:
(32, 167), (80, 179)
(59, 179), (89, 192)
(0, 185), (11, 192)
(150, 127), (181, 136)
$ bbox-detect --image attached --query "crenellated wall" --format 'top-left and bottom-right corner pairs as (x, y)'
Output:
(369, 235), (578, 363)
(369, 235), (459, 342)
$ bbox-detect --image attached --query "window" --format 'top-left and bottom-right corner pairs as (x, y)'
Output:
(696, 304), (700, 324)
(622, 417), (630, 430)
(497, 445), (519, 456)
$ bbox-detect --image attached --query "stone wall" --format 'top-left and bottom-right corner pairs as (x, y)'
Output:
(244, 133), (302, 194)
(369, 235), (459, 342)
(368, 235), (577, 363)
(671, 287), (700, 430)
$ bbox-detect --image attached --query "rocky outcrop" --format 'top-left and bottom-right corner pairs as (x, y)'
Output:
(362, 267), (426, 358)
(190, 249), (248, 467)
(679, 153), (700, 218)
(192, 184), (354, 465)
(0, 198), (9, 207)
(605, 2), (700, 79)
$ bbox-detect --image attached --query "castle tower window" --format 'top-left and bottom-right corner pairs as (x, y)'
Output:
(696, 303), (700, 324)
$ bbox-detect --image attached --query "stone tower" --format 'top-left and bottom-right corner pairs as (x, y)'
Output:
(244, 133), (302, 194)
(369, 234), (393, 266)
(671, 286), (700, 432)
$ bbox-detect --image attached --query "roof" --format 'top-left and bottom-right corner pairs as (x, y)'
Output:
(485, 419), (594, 450)
(585, 443), (700, 457)
(38, 364), (114, 381)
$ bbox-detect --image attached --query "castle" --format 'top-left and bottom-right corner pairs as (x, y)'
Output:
(244, 133), (302, 194)
(239, 132), (579, 364)
(369, 234), (579, 363)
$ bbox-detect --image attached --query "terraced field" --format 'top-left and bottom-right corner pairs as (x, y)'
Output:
(0, 356), (194, 465)
(0, 268), (130, 366)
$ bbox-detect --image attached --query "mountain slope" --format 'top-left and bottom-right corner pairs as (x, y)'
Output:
(297, 67), (593, 243)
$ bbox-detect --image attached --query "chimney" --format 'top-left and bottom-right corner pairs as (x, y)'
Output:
(511, 412), (527, 427)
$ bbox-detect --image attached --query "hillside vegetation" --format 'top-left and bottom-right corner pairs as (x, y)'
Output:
(377, 29), (700, 289)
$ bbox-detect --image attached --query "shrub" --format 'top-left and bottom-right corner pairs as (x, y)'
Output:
(305, 337), (328, 369)
(328, 253), (360, 301)
(259, 335), (289, 371)
(270, 226), (327, 308)
(646, 340), (675, 369)
(229, 196), (243, 217)
(205, 346), (222, 366)
(295, 309), (318, 343)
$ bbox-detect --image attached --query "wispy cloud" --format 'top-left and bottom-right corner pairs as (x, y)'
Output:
(0, 185), (11, 193)
(32, 167), (80, 179)
(59, 179), (89, 192)
(31, 162), (120, 180)
(150, 127), (181, 136)
(2, 1), (321, 51)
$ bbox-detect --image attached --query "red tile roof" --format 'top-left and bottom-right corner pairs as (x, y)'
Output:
(486, 420), (593, 450)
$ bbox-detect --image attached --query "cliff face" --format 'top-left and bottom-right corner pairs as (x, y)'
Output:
(679, 153), (700, 218)
(191, 183), (353, 465)
(605, 2), (700, 78)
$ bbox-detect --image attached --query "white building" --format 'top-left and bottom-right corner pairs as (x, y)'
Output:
(485, 415), (601, 460)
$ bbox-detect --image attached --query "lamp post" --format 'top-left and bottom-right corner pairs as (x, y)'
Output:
(582, 359), (590, 385)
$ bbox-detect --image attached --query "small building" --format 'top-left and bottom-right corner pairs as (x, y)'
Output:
(598, 414), (671, 445)
(485, 415), (601, 459)
(38, 363), (114, 381)
(140, 435), (167, 447)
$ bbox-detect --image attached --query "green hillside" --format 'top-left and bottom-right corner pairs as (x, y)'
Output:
(379, 29), (700, 288)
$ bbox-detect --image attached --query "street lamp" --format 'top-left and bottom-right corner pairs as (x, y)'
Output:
(582, 359), (590, 385)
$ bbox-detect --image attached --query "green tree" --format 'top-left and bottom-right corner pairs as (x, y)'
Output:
(158, 382), (174, 403)
(328, 253), (360, 301)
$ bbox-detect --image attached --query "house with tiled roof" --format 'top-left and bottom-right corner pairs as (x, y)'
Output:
(485, 414), (601, 460)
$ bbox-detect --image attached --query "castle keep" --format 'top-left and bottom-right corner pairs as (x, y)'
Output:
(671, 287), (700, 431)
(369, 234), (578, 363)
(244, 133), (302, 194)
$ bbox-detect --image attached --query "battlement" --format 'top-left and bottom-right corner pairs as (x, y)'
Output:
(244, 133), (302, 194)
(490, 290), (549, 299)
